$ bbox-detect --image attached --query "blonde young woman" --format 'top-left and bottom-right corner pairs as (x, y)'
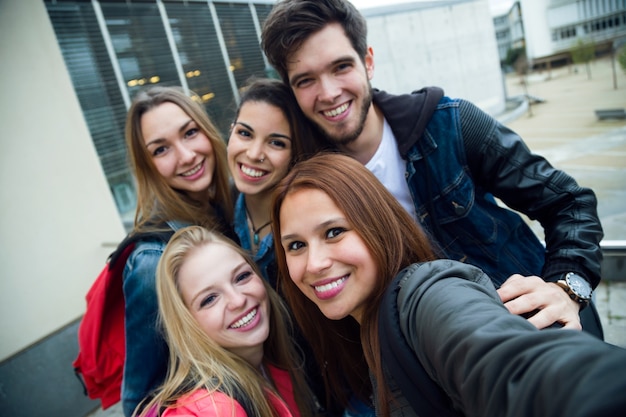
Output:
(136, 226), (315, 417)
(120, 86), (236, 417)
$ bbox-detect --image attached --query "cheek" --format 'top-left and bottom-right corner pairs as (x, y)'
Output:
(286, 256), (305, 283)
(200, 135), (215, 157)
(152, 157), (173, 178)
(273, 154), (291, 176)
(294, 91), (313, 110)
(193, 310), (221, 337)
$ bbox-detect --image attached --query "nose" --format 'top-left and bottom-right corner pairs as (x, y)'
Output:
(246, 139), (264, 162)
(306, 242), (332, 275)
(226, 287), (247, 311)
(318, 75), (341, 103)
(177, 142), (196, 164)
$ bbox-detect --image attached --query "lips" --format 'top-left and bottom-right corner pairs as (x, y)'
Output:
(229, 308), (258, 329)
(180, 160), (203, 177)
(312, 275), (347, 300)
(322, 102), (349, 118)
(240, 163), (267, 178)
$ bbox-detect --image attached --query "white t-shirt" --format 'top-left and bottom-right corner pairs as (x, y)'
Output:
(365, 118), (417, 220)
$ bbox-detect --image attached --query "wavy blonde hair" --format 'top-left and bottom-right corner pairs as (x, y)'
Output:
(136, 226), (314, 417)
(125, 86), (233, 234)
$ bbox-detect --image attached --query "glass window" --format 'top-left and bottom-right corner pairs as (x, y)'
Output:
(45, 1), (136, 223)
(163, 1), (237, 136)
(214, 2), (268, 88)
(101, 2), (180, 95)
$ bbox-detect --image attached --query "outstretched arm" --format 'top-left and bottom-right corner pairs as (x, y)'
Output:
(398, 260), (626, 417)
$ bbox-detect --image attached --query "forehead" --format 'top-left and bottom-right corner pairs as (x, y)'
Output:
(179, 243), (242, 284)
(286, 23), (359, 78)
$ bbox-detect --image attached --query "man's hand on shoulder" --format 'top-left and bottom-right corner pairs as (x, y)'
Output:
(497, 274), (582, 330)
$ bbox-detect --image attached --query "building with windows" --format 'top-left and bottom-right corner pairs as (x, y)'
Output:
(45, 0), (277, 227)
(493, 0), (626, 69)
(493, 1), (525, 64)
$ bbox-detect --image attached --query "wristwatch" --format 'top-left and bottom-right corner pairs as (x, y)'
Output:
(556, 272), (592, 307)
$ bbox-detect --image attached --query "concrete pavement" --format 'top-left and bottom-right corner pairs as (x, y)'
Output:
(500, 56), (626, 349)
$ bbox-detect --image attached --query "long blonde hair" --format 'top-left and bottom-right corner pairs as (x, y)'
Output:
(137, 226), (314, 417)
(125, 86), (233, 233)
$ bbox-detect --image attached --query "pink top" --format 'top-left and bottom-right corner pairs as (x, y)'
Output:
(161, 365), (301, 417)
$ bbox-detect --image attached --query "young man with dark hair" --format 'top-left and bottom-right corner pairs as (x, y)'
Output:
(261, 0), (604, 337)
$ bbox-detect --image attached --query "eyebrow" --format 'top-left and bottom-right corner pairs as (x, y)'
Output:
(235, 121), (292, 141)
(145, 118), (194, 148)
(289, 55), (356, 86)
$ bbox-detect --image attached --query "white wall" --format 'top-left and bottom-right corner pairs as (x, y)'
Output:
(366, 0), (505, 115)
(520, 0), (553, 60)
(0, 0), (126, 361)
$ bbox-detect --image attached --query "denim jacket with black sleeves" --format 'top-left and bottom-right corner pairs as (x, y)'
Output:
(373, 87), (603, 288)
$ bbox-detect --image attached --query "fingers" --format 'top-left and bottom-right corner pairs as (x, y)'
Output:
(497, 275), (583, 330)
(496, 274), (543, 303)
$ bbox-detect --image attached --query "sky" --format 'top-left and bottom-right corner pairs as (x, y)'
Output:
(349, 0), (515, 15)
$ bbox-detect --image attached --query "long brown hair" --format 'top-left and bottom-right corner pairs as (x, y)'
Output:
(137, 226), (314, 417)
(271, 153), (437, 416)
(125, 86), (233, 234)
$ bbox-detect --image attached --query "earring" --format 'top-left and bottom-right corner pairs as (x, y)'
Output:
(259, 155), (265, 162)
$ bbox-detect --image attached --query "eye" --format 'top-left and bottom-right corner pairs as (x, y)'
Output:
(286, 240), (305, 252)
(199, 293), (217, 308)
(237, 128), (252, 138)
(335, 62), (352, 73)
(235, 270), (253, 283)
(326, 227), (346, 239)
(184, 127), (199, 139)
(269, 138), (288, 149)
(152, 145), (167, 157)
(294, 77), (313, 89)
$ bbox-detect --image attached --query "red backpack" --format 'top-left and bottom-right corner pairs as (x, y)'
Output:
(73, 242), (136, 409)
(73, 228), (176, 409)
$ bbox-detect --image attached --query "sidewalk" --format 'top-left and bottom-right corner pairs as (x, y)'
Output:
(500, 56), (626, 349)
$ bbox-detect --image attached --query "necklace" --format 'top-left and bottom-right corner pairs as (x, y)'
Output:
(245, 206), (271, 246)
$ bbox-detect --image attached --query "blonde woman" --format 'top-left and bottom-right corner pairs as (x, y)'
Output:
(136, 226), (315, 417)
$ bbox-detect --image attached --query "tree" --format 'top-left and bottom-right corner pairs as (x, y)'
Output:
(571, 38), (596, 80)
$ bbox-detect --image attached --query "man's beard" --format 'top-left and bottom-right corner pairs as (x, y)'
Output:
(315, 85), (373, 147)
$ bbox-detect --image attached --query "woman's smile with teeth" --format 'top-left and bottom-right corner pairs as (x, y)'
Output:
(240, 164), (266, 178)
(323, 103), (349, 117)
(230, 308), (257, 329)
(314, 276), (347, 293)
(180, 162), (202, 177)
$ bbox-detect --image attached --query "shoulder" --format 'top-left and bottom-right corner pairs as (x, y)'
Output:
(394, 260), (495, 306)
(162, 389), (247, 417)
(127, 239), (167, 267)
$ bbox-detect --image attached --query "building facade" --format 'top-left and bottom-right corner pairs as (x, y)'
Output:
(493, 0), (626, 68)
(45, 0), (276, 227)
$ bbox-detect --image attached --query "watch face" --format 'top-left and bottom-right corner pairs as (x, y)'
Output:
(566, 273), (592, 299)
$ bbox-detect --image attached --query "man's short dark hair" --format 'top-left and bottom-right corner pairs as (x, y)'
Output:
(261, 0), (368, 84)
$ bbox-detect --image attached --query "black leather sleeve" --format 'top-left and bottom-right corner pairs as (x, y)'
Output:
(459, 100), (603, 287)
(398, 261), (626, 417)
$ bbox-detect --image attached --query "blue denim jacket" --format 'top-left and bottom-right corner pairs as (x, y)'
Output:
(374, 88), (603, 288)
(121, 239), (168, 417)
(233, 193), (278, 288)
